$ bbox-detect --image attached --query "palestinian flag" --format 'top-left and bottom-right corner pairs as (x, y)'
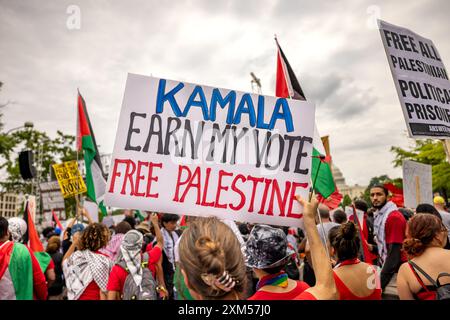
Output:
(23, 200), (44, 253)
(52, 209), (63, 230)
(22, 200), (53, 273)
(77, 90), (107, 217)
(276, 38), (306, 100)
(275, 38), (335, 198)
(135, 209), (145, 222)
(0, 240), (34, 299)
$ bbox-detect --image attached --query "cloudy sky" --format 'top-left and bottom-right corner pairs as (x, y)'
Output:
(1, 0), (449, 186)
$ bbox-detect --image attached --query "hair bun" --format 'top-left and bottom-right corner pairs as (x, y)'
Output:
(403, 237), (425, 256)
(196, 236), (222, 256)
(341, 221), (357, 240)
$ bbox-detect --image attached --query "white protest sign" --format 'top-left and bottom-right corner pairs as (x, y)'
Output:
(105, 74), (316, 227)
(84, 200), (99, 223)
(402, 160), (433, 208)
(379, 20), (450, 138)
(40, 181), (65, 213)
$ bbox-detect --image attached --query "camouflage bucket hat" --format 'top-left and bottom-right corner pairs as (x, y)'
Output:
(243, 224), (294, 269)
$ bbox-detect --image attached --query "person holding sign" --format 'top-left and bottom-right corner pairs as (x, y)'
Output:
(294, 195), (337, 300)
(370, 185), (407, 299)
(62, 222), (112, 300)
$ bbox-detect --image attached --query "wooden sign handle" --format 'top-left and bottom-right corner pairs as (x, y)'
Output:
(415, 176), (421, 205)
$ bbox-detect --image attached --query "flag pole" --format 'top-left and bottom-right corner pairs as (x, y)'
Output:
(275, 36), (330, 258)
(310, 158), (331, 259)
(351, 204), (366, 262)
(76, 88), (81, 223)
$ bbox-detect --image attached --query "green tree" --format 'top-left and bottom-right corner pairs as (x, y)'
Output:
(342, 194), (352, 208)
(391, 139), (450, 199)
(1, 129), (77, 193)
(362, 175), (402, 206)
(0, 127), (78, 217)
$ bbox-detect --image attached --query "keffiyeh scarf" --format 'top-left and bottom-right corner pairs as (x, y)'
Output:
(63, 250), (112, 300)
(100, 233), (125, 261)
(115, 230), (144, 287)
(374, 201), (398, 265)
(8, 220), (25, 243)
(162, 228), (178, 270)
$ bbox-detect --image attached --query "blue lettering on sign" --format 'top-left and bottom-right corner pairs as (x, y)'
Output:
(155, 78), (295, 132)
(270, 98), (294, 132)
(155, 79), (184, 116)
(182, 85), (209, 120)
(256, 95), (270, 130)
(210, 88), (236, 124)
(233, 93), (256, 127)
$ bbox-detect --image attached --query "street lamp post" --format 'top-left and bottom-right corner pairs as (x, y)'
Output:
(5, 122), (34, 135)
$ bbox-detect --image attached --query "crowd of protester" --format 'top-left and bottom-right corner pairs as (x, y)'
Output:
(1, 185), (449, 300)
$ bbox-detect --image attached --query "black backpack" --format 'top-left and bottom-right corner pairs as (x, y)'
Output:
(409, 260), (450, 300)
(117, 253), (158, 300)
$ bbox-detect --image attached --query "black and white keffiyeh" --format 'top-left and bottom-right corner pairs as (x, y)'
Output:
(162, 228), (178, 271)
(115, 230), (144, 287)
(63, 249), (112, 300)
(374, 201), (398, 265)
(8, 217), (27, 243)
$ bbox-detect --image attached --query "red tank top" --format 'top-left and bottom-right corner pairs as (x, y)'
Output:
(333, 258), (382, 300)
(407, 263), (437, 300)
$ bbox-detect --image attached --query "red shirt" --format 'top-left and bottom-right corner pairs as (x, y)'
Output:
(47, 259), (55, 271)
(294, 291), (317, 300)
(78, 251), (109, 300)
(107, 248), (162, 295)
(407, 263), (437, 300)
(107, 264), (128, 294)
(248, 281), (309, 300)
(385, 211), (407, 262)
(145, 245), (162, 279)
(333, 272), (381, 300)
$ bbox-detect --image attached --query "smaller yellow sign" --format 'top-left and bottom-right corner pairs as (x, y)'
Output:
(52, 160), (87, 198)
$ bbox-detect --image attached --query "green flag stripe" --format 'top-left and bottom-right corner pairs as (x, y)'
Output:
(311, 148), (335, 199)
(9, 243), (33, 299)
(82, 135), (97, 202)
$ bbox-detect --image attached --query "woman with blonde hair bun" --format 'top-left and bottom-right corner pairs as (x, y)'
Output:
(397, 214), (450, 300)
(178, 217), (247, 300)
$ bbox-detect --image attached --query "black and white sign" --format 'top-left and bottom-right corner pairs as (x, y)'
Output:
(379, 20), (450, 138)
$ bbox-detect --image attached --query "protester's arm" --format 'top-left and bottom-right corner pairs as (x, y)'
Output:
(296, 195), (337, 300)
(100, 290), (107, 300)
(380, 243), (402, 289)
(156, 257), (168, 298)
(80, 206), (94, 225)
(63, 213), (79, 240)
(107, 290), (120, 300)
(45, 268), (56, 288)
(150, 213), (164, 248)
(397, 263), (414, 300)
(63, 232), (80, 262)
